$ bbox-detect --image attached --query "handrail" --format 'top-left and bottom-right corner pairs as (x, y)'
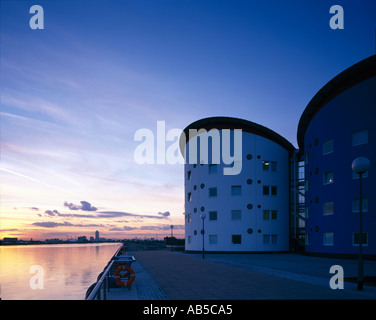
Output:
(86, 244), (124, 300)
(86, 259), (115, 300)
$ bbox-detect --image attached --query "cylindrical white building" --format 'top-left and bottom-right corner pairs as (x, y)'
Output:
(180, 117), (295, 252)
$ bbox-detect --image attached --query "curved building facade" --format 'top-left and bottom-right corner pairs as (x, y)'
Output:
(297, 55), (376, 257)
(181, 117), (295, 252)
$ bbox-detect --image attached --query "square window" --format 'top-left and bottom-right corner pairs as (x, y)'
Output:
(187, 192), (192, 201)
(263, 210), (270, 220)
(352, 198), (368, 212)
(263, 234), (270, 245)
(323, 202), (334, 215)
(271, 210), (278, 220)
(263, 185), (270, 195)
(353, 232), (368, 246)
(209, 187), (217, 197)
(231, 210), (241, 220)
(271, 186), (278, 196)
(187, 236), (191, 244)
(187, 214), (192, 223)
(209, 164), (217, 174)
(323, 232), (334, 246)
(323, 139), (334, 155)
(187, 170), (192, 180)
(352, 129), (368, 146)
(231, 185), (241, 196)
(271, 161), (277, 172)
(271, 234), (278, 245)
(209, 211), (217, 221)
(232, 235), (241, 244)
(323, 171), (334, 185)
(209, 235), (218, 245)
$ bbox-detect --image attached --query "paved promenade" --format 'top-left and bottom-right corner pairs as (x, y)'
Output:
(130, 250), (376, 300)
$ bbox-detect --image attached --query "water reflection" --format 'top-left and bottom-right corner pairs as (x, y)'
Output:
(0, 243), (121, 300)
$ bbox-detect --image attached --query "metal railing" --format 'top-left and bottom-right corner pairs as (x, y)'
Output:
(86, 245), (123, 300)
(86, 259), (115, 300)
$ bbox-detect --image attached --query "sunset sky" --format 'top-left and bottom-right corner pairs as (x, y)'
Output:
(1, 0), (375, 240)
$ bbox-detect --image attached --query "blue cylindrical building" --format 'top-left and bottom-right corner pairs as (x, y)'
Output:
(297, 55), (376, 258)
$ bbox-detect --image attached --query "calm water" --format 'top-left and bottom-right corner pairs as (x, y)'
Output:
(0, 242), (121, 300)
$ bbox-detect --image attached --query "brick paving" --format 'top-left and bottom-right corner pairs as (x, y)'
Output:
(132, 250), (376, 300)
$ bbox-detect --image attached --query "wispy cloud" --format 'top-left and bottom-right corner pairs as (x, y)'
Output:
(32, 221), (105, 228)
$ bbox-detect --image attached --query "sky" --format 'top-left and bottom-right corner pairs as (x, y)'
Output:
(1, 0), (375, 240)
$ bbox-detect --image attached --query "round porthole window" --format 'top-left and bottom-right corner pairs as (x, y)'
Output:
(200, 206), (205, 212)
(247, 228), (253, 234)
(247, 204), (253, 210)
(194, 208), (197, 213)
(200, 183), (205, 189)
(247, 154), (252, 160)
(247, 179), (253, 185)
(194, 230), (197, 235)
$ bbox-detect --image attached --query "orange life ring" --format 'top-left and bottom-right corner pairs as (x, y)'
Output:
(114, 265), (135, 287)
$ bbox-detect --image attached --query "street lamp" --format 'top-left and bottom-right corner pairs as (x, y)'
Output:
(170, 225), (174, 252)
(200, 214), (206, 259)
(352, 157), (370, 291)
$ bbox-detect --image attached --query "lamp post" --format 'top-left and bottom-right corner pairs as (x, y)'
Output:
(170, 225), (174, 252)
(200, 214), (206, 259)
(352, 157), (370, 291)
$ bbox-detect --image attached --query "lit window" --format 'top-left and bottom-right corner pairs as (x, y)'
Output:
(208, 164), (217, 174)
(323, 139), (334, 155)
(352, 198), (368, 212)
(209, 187), (217, 197)
(209, 235), (218, 245)
(323, 202), (334, 215)
(232, 235), (241, 244)
(323, 232), (334, 246)
(187, 214), (192, 223)
(209, 211), (217, 221)
(231, 185), (241, 196)
(263, 160), (277, 171)
(231, 210), (241, 221)
(323, 171), (334, 185)
(352, 129), (368, 146)
(353, 232), (368, 246)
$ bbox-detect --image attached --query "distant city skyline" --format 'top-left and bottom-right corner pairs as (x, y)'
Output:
(1, 0), (375, 240)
